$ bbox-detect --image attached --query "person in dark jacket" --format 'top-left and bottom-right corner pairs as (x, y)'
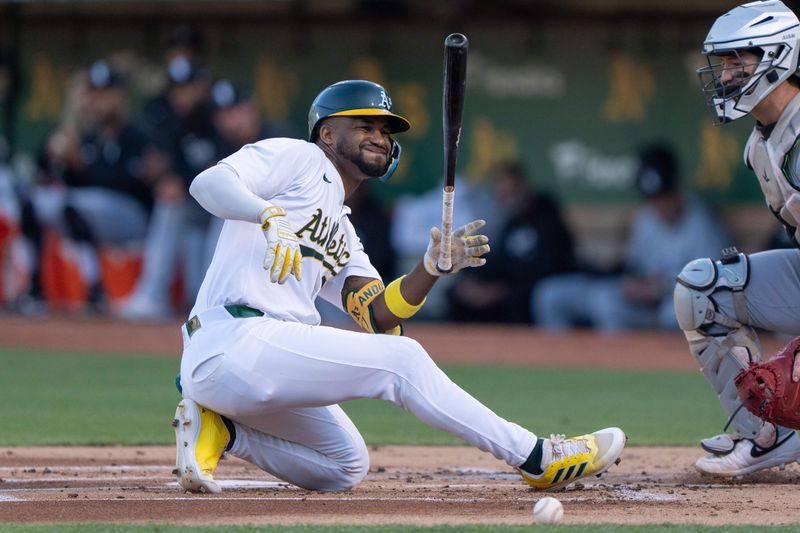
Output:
(20, 60), (157, 310)
(447, 162), (575, 323)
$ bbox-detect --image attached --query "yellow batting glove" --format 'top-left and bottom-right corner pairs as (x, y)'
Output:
(259, 205), (302, 284)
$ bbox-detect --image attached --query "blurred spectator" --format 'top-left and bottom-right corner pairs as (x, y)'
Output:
(0, 144), (29, 306)
(345, 180), (396, 281)
(764, 221), (796, 250)
(142, 25), (205, 130)
(0, 52), (30, 306)
(0, 49), (14, 157)
(532, 144), (729, 333)
(210, 79), (297, 152)
(391, 179), (489, 264)
(165, 24), (205, 64)
(390, 177), (492, 319)
(19, 60), (156, 311)
(117, 55), (225, 320)
(446, 162), (575, 323)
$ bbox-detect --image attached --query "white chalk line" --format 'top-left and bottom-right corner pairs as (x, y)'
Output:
(2, 476), (172, 483)
(0, 478), (291, 488)
(0, 476), (283, 484)
(0, 465), (169, 473)
(0, 487), (165, 494)
(0, 493), (488, 503)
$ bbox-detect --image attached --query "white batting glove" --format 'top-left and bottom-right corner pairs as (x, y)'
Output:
(423, 219), (490, 276)
(259, 205), (302, 284)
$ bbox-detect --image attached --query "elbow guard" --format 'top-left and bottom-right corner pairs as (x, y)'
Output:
(345, 279), (403, 335)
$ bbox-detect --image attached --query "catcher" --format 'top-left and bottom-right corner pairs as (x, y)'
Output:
(675, 0), (800, 476)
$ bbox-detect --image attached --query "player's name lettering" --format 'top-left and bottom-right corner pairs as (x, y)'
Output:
(358, 282), (384, 305)
(296, 208), (350, 267)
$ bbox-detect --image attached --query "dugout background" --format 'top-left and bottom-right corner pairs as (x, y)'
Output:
(0, 0), (789, 210)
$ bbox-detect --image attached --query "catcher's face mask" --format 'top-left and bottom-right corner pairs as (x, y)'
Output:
(697, 0), (800, 124)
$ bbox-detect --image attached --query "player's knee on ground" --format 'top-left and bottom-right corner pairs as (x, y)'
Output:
(303, 437), (369, 492)
(332, 441), (370, 491)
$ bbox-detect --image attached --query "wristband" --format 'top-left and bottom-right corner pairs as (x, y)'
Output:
(258, 205), (287, 228)
(384, 276), (426, 319)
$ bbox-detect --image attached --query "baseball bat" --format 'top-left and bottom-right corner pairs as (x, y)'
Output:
(437, 32), (469, 274)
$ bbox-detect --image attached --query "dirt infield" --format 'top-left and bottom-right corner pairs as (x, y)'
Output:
(3, 445), (800, 526)
(3, 315), (800, 526)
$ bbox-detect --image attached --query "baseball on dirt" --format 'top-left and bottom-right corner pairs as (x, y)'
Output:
(533, 496), (564, 524)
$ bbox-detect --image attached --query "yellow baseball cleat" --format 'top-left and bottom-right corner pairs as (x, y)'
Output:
(172, 399), (231, 494)
(518, 427), (626, 491)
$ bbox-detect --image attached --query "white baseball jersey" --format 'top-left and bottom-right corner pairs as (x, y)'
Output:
(191, 138), (380, 323)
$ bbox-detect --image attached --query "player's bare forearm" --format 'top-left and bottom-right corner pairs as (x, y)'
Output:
(395, 261), (437, 304)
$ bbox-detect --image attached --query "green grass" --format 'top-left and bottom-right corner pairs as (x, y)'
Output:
(3, 526), (800, 533)
(0, 349), (723, 447)
(0, 350), (180, 445)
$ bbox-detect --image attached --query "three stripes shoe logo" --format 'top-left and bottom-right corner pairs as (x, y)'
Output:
(550, 461), (588, 485)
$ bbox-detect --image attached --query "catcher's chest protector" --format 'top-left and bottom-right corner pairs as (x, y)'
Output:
(745, 91), (800, 238)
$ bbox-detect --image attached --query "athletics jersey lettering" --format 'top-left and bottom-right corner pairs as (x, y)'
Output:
(194, 138), (380, 324)
(297, 208), (351, 271)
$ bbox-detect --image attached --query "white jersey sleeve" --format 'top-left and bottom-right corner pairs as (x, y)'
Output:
(190, 164), (269, 224)
(220, 138), (312, 201)
(316, 212), (381, 313)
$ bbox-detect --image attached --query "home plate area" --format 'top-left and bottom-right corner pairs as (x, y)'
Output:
(3, 445), (800, 526)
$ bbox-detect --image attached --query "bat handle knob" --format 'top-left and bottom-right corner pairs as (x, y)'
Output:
(436, 264), (453, 274)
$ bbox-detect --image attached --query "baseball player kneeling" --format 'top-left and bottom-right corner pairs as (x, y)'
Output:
(172, 79), (626, 493)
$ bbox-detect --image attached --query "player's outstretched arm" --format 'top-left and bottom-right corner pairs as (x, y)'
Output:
(343, 220), (489, 334)
(190, 164), (271, 223)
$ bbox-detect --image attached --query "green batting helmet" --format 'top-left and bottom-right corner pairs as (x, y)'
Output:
(308, 80), (411, 141)
(308, 80), (410, 181)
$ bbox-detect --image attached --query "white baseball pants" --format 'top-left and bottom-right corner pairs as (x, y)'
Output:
(180, 306), (537, 491)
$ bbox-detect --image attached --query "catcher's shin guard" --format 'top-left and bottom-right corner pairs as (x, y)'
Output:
(674, 252), (767, 441)
(685, 329), (766, 440)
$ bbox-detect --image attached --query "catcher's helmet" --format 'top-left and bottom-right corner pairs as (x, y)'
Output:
(308, 80), (411, 181)
(698, 0), (800, 123)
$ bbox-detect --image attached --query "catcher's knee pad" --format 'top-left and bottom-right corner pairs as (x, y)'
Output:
(673, 249), (765, 439)
(673, 248), (749, 332)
